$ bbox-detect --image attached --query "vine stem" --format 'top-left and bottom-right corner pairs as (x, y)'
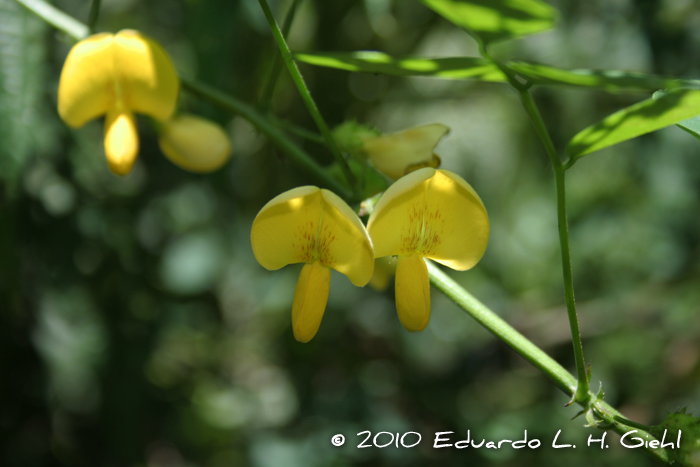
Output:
(517, 89), (590, 405)
(427, 261), (668, 464)
(479, 41), (590, 405)
(257, 0), (357, 191)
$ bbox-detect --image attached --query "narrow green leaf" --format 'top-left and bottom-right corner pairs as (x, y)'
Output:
(567, 89), (700, 160)
(421, 0), (557, 44)
(510, 61), (677, 92)
(295, 51), (507, 82)
(675, 115), (700, 140)
(653, 90), (700, 141)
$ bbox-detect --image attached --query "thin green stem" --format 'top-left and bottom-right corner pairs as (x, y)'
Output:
(427, 261), (576, 393)
(15, 0), (89, 40)
(87, 0), (101, 33)
(257, 0), (356, 191)
(427, 261), (668, 464)
(517, 85), (590, 406)
(181, 79), (352, 199)
(260, 0), (302, 110)
(272, 118), (325, 144)
(480, 40), (590, 404)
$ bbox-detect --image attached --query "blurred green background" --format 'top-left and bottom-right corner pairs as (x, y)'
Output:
(1, 0), (699, 465)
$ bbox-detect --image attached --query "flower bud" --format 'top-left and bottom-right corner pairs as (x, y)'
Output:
(332, 122), (449, 180)
(158, 114), (232, 173)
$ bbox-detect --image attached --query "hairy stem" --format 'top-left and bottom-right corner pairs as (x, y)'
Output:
(257, 0), (356, 190)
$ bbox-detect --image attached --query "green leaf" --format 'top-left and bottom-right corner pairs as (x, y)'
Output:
(675, 115), (700, 140)
(295, 51), (507, 82)
(653, 90), (700, 141)
(0, 0), (55, 182)
(510, 61), (677, 92)
(420, 0), (557, 44)
(566, 89), (700, 161)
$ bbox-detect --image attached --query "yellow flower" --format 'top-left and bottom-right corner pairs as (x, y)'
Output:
(361, 124), (449, 180)
(158, 114), (231, 173)
(251, 187), (374, 342)
(58, 30), (179, 175)
(367, 168), (489, 332)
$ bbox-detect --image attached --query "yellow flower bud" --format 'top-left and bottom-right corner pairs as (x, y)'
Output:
(251, 186), (374, 342)
(361, 124), (449, 180)
(158, 114), (231, 173)
(57, 30), (179, 175)
(367, 168), (489, 332)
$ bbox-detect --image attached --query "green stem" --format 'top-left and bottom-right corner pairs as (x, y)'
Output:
(480, 40), (590, 404)
(15, 0), (89, 40)
(257, 0), (356, 191)
(273, 118), (325, 144)
(87, 0), (101, 33)
(517, 85), (590, 406)
(181, 79), (352, 199)
(427, 261), (669, 464)
(428, 261), (575, 393)
(260, 0), (302, 110)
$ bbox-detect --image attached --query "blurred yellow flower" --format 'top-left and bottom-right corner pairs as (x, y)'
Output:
(367, 168), (489, 332)
(251, 187), (374, 342)
(58, 30), (179, 175)
(158, 114), (231, 173)
(361, 124), (449, 180)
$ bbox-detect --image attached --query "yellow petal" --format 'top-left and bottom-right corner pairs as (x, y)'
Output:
(319, 189), (374, 286)
(362, 123), (449, 180)
(292, 261), (331, 342)
(57, 31), (179, 127)
(251, 187), (374, 286)
(367, 168), (489, 271)
(395, 254), (430, 332)
(159, 114), (231, 173)
(104, 109), (139, 176)
(114, 30), (180, 121)
(58, 33), (116, 128)
(368, 256), (396, 292)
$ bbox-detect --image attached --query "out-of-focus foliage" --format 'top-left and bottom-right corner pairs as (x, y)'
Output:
(1, 0), (699, 467)
(421, 0), (557, 44)
(0, 0), (56, 183)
